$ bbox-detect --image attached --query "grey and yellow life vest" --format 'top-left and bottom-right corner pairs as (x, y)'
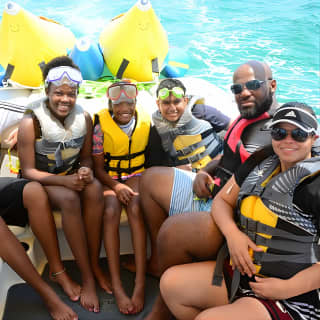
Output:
(152, 96), (223, 170)
(237, 154), (320, 279)
(96, 105), (150, 180)
(26, 98), (86, 174)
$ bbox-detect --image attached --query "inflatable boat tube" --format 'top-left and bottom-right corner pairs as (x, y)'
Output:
(99, 0), (169, 82)
(0, 1), (76, 88)
(69, 37), (105, 81)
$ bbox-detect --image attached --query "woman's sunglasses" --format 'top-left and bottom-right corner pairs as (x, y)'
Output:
(270, 127), (314, 142)
(230, 80), (266, 95)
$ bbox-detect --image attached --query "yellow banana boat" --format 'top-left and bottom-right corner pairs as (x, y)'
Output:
(0, 1), (76, 88)
(99, 0), (169, 82)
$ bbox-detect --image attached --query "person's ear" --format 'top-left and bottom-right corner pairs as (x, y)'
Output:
(270, 79), (277, 94)
(156, 99), (161, 110)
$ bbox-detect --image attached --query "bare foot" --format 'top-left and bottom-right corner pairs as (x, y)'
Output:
(113, 284), (135, 314)
(50, 269), (81, 302)
(44, 291), (78, 320)
(92, 264), (112, 294)
(131, 282), (145, 314)
(80, 280), (99, 313)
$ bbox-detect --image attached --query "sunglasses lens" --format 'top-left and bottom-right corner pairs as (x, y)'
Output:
(291, 129), (309, 142)
(271, 128), (287, 140)
(245, 80), (261, 90)
(271, 127), (310, 142)
(230, 84), (242, 94)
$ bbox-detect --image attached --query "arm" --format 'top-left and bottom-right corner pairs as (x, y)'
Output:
(77, 112), (94, 184)
(18, 115), (85, 191)
(212, 176), (262, 277)
(192, 104), (231, 132)
(249, 263), (320, 300)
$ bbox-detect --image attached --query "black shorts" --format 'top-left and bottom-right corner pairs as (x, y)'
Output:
(0, 177), (30, 227)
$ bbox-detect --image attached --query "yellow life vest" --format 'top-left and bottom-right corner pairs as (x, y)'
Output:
(237, 154), (320, 279)
(97, 105), (150, 179)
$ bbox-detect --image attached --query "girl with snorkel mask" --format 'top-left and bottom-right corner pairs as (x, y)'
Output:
(92, 80), (151, 314)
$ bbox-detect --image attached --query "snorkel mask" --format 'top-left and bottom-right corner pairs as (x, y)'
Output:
(44, 66), (83, 88)
(157, 86), (185, 100)
(107, 81), (138, 104)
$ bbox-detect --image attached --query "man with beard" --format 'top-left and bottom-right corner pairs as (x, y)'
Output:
(140, 60), (278, 320)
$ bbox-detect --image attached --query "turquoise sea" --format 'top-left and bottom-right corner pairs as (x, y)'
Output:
(0, 0), (319, 110)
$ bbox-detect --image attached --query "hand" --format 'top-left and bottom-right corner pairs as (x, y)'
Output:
(193, 170), (214, 198)
(4, 127), (18, 148)
(62, 174), (86, 191)
(78, 166), (94, 184)
(226, 229), (263, 277)
(113, 183), (138, 205)
(250, 276), (290, 300)
(176, 164), (193, 171)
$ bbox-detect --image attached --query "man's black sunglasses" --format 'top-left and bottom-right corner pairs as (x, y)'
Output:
(230, 79), (266, 95)
(270, 127), (314, 142)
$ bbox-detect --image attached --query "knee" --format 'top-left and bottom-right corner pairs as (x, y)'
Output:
(23, 181), (46, 203)
(160, 266), (179, 300)
(83, 178), (103, 203)
(103, 205), (121, 224)
(59, 189), (81, 212)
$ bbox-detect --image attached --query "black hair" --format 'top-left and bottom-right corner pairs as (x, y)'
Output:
(42, 56), (80, 82)
(156, 78), (186, 97)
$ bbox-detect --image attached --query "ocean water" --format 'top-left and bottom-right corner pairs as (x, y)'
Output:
(0, 0), (319, 110)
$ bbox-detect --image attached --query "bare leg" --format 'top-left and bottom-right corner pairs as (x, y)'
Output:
(81, 179), (112, 294)
(126, 176), (146, 314)
(160, 261), (270, 320)
(45, 186), (99, 313)
(103, 187), (134, 314)
(140, 167), (174, 277)
(0, 217), (78, 320)
(23, 182), (81, 302)
(160, 261), (227, 320)
(146, 212), (224, 320)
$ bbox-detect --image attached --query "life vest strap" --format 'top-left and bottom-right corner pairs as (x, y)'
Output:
(104, 163), (144, 175)
(104, 149), (145, 161)
(239, 215), (318, 243)
(253, 250), (319, 265)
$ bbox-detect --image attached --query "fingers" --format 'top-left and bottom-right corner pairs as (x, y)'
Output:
(194, 173), (214, 198)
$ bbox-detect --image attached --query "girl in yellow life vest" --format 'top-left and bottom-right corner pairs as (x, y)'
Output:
(160, 102), (320, 320)
(93, 81), (151, 315)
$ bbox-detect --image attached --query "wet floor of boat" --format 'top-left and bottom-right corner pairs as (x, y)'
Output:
(3, 257), (159, 320)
